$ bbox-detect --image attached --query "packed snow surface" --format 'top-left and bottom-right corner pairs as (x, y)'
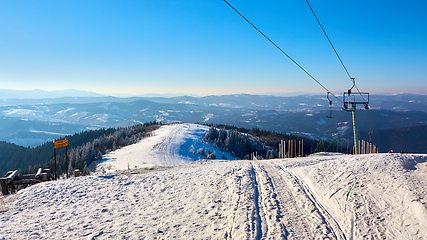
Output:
(1, 124), (427, 239)
(97, 123), (238, 174)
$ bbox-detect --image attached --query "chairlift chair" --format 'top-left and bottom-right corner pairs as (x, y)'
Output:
(326, 92), (335, 118)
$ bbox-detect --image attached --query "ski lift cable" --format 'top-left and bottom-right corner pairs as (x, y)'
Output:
(223, 0), (343, 104)
(305, 0), (352, 80)
(305, 0), (367, 102)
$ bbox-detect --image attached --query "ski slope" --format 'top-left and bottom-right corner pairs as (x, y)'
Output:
(96, 123), (239, 174)
(1, 124), (427, 239)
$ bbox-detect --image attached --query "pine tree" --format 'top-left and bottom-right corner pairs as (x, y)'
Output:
(83, 163), (89, 176)
(97, 151), (103, 160)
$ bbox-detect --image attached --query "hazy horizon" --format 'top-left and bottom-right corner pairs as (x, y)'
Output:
(0, 88), (426, 100)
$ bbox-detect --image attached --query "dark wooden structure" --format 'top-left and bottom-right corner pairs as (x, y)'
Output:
(1, 168), (54, 195)
(74, 169), (80, 177)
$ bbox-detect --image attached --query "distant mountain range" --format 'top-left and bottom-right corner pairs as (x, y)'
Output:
(2, 90), (427, 112)
(0, 89), (103, 99)
(0, 89), (426, 152)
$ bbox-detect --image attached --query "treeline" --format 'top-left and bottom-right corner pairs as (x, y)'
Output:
(0, 121), (160, 176)
(28, 121), (160, 177)
(0, 142), (47, 176)
(202, 124), (343, 158)
(358, 124), (427, 153)
(203, 127), (276, 159)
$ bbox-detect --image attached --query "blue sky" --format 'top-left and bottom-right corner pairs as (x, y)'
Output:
(1, 0), (426, 96)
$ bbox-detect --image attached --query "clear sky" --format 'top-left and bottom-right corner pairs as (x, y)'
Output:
(1, 0), (426, 96)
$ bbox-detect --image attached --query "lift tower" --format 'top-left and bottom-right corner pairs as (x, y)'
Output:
(343, 88), (369, 154)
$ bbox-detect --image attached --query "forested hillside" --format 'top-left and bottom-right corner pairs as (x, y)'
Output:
(359, 124), (427, 153)
(0, 121), (160, 176)
(1, 121), (347, 177)
(203, 124), (344, 159)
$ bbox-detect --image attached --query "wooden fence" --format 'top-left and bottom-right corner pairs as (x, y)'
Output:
(278, 139), (304, 158)
(278, 139), (378, 158)
(354, 140), (378, 154)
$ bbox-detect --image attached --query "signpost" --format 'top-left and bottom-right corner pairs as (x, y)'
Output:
(53, 139), (68, 179)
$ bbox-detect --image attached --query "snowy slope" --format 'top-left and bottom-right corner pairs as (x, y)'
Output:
(96, 123), (239, 174)
(1, 127), (427, 239)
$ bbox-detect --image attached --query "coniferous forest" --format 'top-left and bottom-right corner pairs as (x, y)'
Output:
(202, 124), (343, 159)
(1, 121), (346, 177)
(0, 121), (160, 176)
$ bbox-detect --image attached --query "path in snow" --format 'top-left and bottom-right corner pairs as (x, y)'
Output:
(96, 123), (238, 174)
(1, 153), (426, 239)
(250, 161), (346, 239)
(154, 123), (189, 166)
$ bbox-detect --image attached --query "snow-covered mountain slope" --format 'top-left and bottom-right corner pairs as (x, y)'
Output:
(1, 145), (427, 238)
(2, 94), (427, 150)
(97, 123), (239, 174)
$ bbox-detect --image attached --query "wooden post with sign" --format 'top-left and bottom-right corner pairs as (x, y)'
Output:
(53, 139), (68, 180)
(54, 147), (56, 180)
(66, 146), (68, 178)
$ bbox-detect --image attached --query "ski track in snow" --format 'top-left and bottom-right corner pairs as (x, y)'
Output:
(97, 123), (238, 174)
(249, 161), (345, 239)
(1, 124), (427, 239)
(155, 124), (186, 166)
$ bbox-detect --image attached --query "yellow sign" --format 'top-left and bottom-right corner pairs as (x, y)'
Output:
(54, 139), (68, 149)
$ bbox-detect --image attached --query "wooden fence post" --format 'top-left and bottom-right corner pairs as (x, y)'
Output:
(284, 140), (286, 158)
(295, 140), (297, 158)
(302, 139), (304, 157)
